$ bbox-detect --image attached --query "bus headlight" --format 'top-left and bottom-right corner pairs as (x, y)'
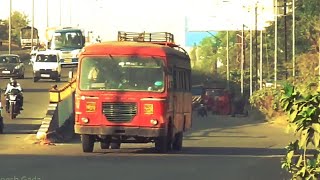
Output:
(86, 102), (96, 112)
(144, 104), (153, 115)
(150, 119), (158, 125)
(81, 117), (89, 124)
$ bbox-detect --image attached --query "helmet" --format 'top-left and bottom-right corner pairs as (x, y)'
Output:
(10, 78), (17, 87)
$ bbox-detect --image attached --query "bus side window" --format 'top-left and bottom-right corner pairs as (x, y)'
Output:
(173, 69), (177, 90)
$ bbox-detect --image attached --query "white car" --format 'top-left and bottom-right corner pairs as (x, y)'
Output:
(32, 50), (62, 82)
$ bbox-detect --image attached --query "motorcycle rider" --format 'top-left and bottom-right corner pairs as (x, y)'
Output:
(5, 78), (24, 111)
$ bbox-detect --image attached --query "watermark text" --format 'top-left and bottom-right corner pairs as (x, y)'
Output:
(0, 176), (41, 180)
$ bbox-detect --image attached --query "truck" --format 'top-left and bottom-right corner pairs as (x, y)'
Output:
(20, 26), (40, 49)
(46, 27), (86, 67)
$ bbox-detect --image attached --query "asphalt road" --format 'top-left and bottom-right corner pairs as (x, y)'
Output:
(0, 63), (76, 142)
(0, 63), (294, 180)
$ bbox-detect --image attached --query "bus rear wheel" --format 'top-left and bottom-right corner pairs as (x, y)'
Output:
(81, 134), (95, 153)
(110, 143), (121, 149)
(100, 142), (110, 149)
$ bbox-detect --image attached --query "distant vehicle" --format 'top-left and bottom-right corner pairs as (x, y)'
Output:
(20, 26), (40, 49)
(75, 31), (192, 153)
(46, 27), (85, 67)
(32, 50), (62, 82)
(0, 54), (25, 79)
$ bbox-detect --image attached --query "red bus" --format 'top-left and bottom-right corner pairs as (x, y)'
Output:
(74, 31), (192, 153)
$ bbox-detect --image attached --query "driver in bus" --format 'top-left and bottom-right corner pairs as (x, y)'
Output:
(148, 81), (164, 91)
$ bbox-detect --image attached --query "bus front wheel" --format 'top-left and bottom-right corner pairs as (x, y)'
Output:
(155, 124), (173, 153)
(81, 134), (95, 153)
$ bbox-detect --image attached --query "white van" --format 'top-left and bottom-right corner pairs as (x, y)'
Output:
(33, 50), (61, 82)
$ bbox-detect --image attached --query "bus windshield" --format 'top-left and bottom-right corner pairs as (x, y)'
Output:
(21, 28), (38, 39)
(51, 31), (83, 50)
(79, 56), (165, 92)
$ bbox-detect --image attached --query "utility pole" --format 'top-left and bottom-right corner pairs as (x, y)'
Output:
(69, 0), (72, 25)
(227, 30), (230, 89)
(250, 24), (253, 96)
(292, 0), (295, 78)
(8, 0), (12, 54)
(284, 0), (288, 79)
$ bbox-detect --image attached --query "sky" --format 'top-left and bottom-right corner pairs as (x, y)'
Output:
(0, 0), (274, 48)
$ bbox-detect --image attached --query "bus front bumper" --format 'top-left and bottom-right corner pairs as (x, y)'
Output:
(74, 125), (166, 137)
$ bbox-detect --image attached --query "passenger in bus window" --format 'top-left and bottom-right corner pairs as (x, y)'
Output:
(88, 66), (100, 82)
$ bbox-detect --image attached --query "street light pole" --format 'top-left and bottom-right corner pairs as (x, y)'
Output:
(59, 0), (62, 26)
(260, 30), (263, 89)
(47, 0), (49, 27)
(8, 0), (12, 54)
(255, 2), (258, 91)
(31, 0), (34, 50)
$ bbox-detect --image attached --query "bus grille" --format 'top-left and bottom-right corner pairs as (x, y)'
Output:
(102, 102), (137, 122)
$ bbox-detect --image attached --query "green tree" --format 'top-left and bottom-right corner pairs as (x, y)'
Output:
(0, 11), (29, 44)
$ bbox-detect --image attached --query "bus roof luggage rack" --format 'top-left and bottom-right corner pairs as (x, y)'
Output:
(118, 31), (174, 43)
(117, 31), (188, 56)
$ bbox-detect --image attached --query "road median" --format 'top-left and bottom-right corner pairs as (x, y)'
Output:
(36, 78), (76, 143)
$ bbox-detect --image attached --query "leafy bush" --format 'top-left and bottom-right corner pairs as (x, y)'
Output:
(280, 83), (320, 180)
(249, 87), (284, 120)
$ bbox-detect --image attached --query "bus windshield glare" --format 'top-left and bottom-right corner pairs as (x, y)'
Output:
(79, 56), (165, 92)
(51, 31), (83, 50)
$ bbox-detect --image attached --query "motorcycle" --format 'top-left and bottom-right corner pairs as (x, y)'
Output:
(6, 89), (22, 120)
(197, 103), (208, 118)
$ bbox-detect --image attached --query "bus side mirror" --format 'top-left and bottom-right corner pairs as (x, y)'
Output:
(47, 41), (51, 49)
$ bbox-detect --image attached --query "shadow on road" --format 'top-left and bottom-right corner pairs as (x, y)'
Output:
(21, 88), (52, 92)
(121, 146), (287, 156)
